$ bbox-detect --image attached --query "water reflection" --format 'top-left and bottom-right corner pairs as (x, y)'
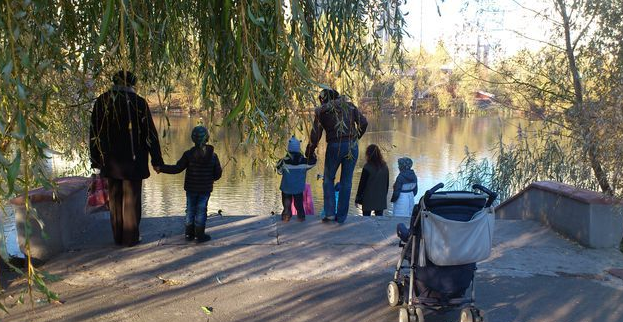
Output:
(143, 114), (518, 217)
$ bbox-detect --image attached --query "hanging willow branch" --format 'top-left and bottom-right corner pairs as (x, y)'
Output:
(0, 0), (408, 309)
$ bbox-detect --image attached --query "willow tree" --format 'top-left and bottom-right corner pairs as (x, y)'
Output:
(0, 0), (408, 308)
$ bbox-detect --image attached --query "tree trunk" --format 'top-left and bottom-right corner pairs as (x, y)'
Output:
(555, 0), (614, 195)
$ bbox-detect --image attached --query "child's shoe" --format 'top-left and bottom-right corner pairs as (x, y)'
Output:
(185, 224), (195, 241)
(195, 225), (211, 243)
(281, 213), (292, 222)
(297, 214), (306, 222)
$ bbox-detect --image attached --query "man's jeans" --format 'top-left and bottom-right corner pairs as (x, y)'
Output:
(323, 141), (358, 223)
(186, 191), (210, 227)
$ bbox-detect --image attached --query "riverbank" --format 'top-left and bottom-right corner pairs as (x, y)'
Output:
(148, 103), (506, 117)
(1, 213), (622, 322)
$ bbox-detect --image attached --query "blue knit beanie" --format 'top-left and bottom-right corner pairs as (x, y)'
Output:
(191, 126), (209, 147)
(287, 136), (301, 153)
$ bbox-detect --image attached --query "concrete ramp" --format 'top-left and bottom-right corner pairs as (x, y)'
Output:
(495, 181), (623, 248)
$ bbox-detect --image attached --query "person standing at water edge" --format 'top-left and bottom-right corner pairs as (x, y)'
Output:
(305, 88), (368, 224)
(276, 136), (316, 222)
(355, 144), (389, 216)
(89, 70), (164, 247)
(155, 126), (222, 243)
(391, 157), (418, 217)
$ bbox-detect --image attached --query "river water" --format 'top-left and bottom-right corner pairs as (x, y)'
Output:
(1, 113), (522, 257)
(143, 114), (520, 218)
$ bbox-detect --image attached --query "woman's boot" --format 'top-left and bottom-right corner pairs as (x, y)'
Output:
(195, 225), (211, 243)
(185, 224), (195, 241)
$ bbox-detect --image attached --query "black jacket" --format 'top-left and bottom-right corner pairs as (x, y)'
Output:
(355, 162), (390, 211)
(90, 86), (164, 180)
(159, 145), (223, 193)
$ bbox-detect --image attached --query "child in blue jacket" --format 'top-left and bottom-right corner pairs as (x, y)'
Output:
(276, 136), (316, 222)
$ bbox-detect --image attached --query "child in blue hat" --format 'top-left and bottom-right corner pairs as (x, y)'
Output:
(276, 136), (316, 222)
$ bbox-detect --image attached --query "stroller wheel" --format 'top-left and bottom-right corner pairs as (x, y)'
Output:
(398, 308), (410, 322)
(398, 307), (424, 322)
(460, 308), (479, 322)
(387, 281), (402, 306)
(415, 307), (424, 322)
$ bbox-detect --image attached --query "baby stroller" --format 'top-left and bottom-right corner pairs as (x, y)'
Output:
(387, 183), (497, 322)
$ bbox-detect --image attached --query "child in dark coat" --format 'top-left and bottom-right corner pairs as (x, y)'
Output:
(157, 126), (222, 242)
(276, 136), (316, 222)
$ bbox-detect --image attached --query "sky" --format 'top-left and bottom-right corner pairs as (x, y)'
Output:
(400, 0), (554, 58)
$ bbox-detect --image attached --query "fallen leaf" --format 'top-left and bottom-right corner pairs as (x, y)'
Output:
(157, 276), (183, 286)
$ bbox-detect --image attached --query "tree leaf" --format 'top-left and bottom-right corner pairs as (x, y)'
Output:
(17, 83), (27, 100)
(252, 59), (270, 92)
(224, 78), (250, 124)
(7, 150), (21, 196)
(291, 55), (310, 78)
(247, 7), (265, 26)
(15, 111), (27, 139)
(96, 0), (114, 48)
(0, 152), (8, 166)
(290, 0), (309, 36)
(41, 270), (61, 283)
(1, 60), (12, 81)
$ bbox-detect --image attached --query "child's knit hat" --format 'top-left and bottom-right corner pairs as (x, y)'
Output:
(398, 157), (413, 172)
(288, 136), (301, 153)
(191, 126), (209, 147)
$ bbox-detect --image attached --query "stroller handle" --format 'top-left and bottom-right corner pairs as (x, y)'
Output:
(472, 184), (498, 207)
(424, 183), (445, 202)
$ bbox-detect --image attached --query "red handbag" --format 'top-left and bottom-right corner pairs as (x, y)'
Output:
(87, 175), (109, 209)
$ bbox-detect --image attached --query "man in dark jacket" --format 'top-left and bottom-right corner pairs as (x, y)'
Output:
(305, 89), (368, 223)
(90, 70), (164, 247)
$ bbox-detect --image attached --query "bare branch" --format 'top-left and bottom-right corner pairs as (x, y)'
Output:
(572, 13), (596, 50)
(511, 0), (563, 26)
(508, 29), (565, 51)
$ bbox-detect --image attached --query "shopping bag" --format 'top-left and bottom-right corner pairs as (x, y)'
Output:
(291, 183), (315, 216)
(87, 175), (109, 209)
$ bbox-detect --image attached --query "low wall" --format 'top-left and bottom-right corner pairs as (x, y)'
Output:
(10, 176), (91, 262)
(495, 181), (623, 248)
